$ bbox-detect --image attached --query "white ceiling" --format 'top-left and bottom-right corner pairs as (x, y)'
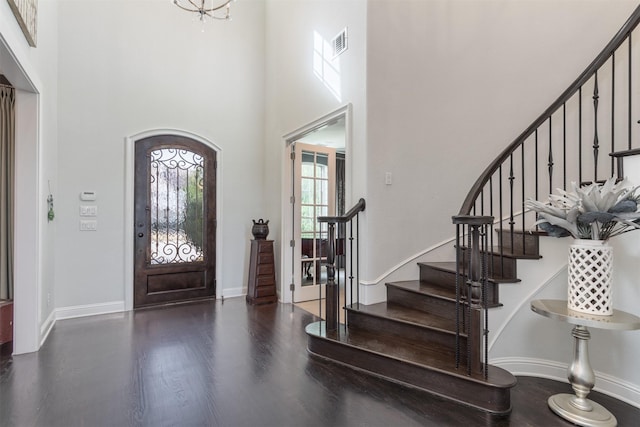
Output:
(297, 116), (345, 151)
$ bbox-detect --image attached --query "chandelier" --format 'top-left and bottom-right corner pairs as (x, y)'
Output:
(173, 0), (233, 22)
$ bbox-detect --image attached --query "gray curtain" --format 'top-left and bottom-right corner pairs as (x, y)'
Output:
(336, 153), (345, 216)
(0, 84), (15, 300)
(336, 154), (346, 266)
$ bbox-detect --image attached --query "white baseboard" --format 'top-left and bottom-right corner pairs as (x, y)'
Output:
(220, 287), (245, 299)
(492, 357), (640, 408)
(55, 301), (125, 321)
(39, 309), (56, 347)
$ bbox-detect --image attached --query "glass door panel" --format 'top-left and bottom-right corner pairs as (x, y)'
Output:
(293, 143), (335, 302)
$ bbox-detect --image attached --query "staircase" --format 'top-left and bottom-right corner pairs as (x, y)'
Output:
(306, 232), (541, 414)
(306, 5), (640, 415)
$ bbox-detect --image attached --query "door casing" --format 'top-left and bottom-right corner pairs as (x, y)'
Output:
(133, 134), (216, 308)
(281, 104), (352, 304)
(124, 129), (222, 311)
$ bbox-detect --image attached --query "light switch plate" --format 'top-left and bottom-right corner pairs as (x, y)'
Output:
(80, 220), (97, 231)
(80, 205), (98, 217)
(80, 191), (97, 201)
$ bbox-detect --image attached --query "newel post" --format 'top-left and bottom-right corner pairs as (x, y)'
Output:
(453, 215), (492, 378)
(325, 222), (338, 332)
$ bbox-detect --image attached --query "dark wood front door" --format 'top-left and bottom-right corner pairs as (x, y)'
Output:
(134, 135), (216, 308)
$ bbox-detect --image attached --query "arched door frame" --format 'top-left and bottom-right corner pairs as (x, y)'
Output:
(124, 129), (223, 311)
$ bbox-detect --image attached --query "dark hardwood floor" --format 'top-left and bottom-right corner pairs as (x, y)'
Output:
(1, 298), (638, 426)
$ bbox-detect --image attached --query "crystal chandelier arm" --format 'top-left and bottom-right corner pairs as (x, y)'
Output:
(172, 0), (200, 12)
(206, 7), (231, 20)
(203, 0), (232, 13)
(173, 0), (232, 13)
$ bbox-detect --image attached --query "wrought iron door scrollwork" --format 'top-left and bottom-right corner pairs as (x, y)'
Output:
(149, 148), (205, 265)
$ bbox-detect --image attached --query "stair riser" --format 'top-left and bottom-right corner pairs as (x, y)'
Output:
(307, 335), (512, 414)
(418, 264), (501, 307)
(456, 247), (518, 280)
(346, 309), (466, 357)
(419, 264), (457, 287)
(496, 230), (540, 256)
(488, 255), (517, 280)
(489, 254), (517, 279)
(387, 286), (457, 319)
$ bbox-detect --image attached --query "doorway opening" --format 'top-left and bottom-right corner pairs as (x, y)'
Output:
(282, 105), (351, 315)
(0, 35), (42, 354)
(0, 76), (14, 356)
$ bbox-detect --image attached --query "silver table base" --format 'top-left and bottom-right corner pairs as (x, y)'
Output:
(548, 393), (616, 427)
(531, 300), (640, 427)
(548, 324), (616, 427)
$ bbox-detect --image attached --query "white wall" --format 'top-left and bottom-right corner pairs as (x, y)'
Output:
(0, 0), (58, 353)
(55, 0), (266, 312)
(364, 0), (640, 297)
(264, 0), (368, 302)
(32, 0), (59, 343)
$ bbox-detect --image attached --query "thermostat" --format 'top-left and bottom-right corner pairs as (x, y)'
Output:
(80, 191), (97, 201)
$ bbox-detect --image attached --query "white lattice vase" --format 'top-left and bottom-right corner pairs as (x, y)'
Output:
(567, 239), (613, 315)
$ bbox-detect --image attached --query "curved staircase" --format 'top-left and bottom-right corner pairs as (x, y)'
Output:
(306, 233), (541, 414)
(306, 4), (640, 415)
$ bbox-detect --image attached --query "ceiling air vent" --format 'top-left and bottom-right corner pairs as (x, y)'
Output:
(332, 28), (348, 58)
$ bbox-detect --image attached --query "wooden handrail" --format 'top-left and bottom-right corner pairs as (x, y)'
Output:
(318, 198), (366, 223)
(459, 5), (640, 216)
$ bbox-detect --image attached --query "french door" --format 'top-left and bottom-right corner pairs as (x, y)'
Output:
(134, 135), (216, 308)
(292, 142), (336, 302)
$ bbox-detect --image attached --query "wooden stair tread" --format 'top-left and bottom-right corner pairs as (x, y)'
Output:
(460, 246), (542, 260)
(421, 261), (457, 271)
(306, 321), (516, 388)
(346, 301), (458, 332)
(386, 280), (457, 301)
(419, 261), (521, 284)
(498, 229), (547, 236)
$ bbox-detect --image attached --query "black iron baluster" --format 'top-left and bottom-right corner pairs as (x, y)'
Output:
(349, 219), (354, 310)
(593, 72), (600, 182)
(455, 223), (461, 370)
(611, 52), (616, 175)
(629, 33), (633, 150)
(508, 154), (515, 254)
(489, 177), (494, 279)
(466, 227), (472, 375)
(498, 165), (504, 278)
(521, 144), (526, 255)
(535, 129), (539, 202)
(356, 213), (360, 309)
(563, 103), (567, 190)
(548, 116), (554, 195)
(579, 87), (583, 184)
